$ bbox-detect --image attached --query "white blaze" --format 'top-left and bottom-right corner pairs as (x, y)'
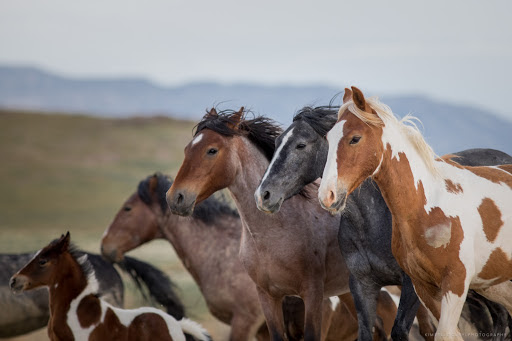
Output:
(318, 120), (345, 203)
(255, 128), (294, 199)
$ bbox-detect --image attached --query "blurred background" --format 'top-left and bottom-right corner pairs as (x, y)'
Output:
(1, 1), (512, 340)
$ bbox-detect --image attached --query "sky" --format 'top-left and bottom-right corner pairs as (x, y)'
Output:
(1, 0), (512, 120)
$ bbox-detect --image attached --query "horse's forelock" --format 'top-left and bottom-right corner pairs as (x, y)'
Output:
(293, 106), (339, 138)
(341, 96), (440, 178)
(194, 109), (282, 161)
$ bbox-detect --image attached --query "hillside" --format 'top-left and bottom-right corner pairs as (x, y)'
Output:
(0, 110), (230, 340)
(1, 65), (511, 155)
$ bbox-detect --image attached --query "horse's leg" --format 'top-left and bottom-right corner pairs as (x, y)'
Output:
(230, 313), (266, 341)
(320, 298), (335, 341)
(256, 323), (271, 341)
(375, 290), (399, 339)
(413, 283), (442, 338)
(257, 289), (287, 341)
(476, 281), (512, 315)
(437, 289), (467, 341)
(302, 287), (325, 341)
(324, 294), (359, 341)
(349, 275), (382, 341)
(480, 295), (509, 341)
(415, 278), (467, 341)
(416, 304), (436, 341)
(390, 273), (421, 340)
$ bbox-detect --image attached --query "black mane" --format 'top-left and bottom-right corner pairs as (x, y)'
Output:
(137, 173), (173, 213)
(293, 106), (339, 138)
(68, 244), (95, 281)
(195, 109), (282, 161)
(137, 173), (239, 224)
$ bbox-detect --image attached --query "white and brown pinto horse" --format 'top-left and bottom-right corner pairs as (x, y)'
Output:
(318, 86), (512, 340)
(10, 232), (211, 341)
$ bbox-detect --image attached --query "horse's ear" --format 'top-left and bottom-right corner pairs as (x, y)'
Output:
(149, 174), (158, 194)
(228, 107), (244, 129)
(207, 108), (218, 117)
(343, 88), (353, 104)
(351, 86), (368, 112)
(58, 231), (71, 251)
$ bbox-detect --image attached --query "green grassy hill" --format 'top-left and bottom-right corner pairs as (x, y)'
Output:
(0, 110), (230, 340)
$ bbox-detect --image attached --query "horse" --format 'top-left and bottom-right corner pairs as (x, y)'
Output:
(101, 173), (397, 341)
(10, 232), (211, 341)
(318, 86), (512, 340)
(0, 251), (185, 338)
(254, 104), (512, 340)
(101, 173), (270, 341)
(166, 108), (359, 341)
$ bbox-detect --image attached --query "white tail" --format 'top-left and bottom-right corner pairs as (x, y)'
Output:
(178, 318), (211, 341)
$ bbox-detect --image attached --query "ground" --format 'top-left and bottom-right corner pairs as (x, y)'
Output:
(0, 110), (231, 340)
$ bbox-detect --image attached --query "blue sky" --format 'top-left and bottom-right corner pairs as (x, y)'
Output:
(1, 0), (511, 120)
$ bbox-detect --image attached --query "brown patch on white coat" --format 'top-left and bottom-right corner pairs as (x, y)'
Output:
(318, 86), (512, 340)
(10, 232), (209, 341)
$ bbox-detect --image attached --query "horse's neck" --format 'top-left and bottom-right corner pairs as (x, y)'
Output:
(228, 137), (312, 233)
(374, 140), (442, 222)
(160, 214), (239, 283)
(48, 258), (91, 333)
(229, 138), (273, 219)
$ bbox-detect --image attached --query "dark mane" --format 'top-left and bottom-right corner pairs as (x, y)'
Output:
(195, 109), (282, 161)
(293, 105), (339, 138)
(69, 244), (95, 282)
(137, 173), (239, 224)
(137, 173), (173, 213)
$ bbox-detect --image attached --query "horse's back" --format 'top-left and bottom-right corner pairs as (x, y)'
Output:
(86, 252), (124, 307)
(451, 148), (512, 166)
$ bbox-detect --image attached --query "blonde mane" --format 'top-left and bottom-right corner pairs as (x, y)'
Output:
(338, 97), (441, 177)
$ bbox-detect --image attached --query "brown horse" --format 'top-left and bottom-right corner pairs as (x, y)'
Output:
(101, 173), (269, 341)
(10, 232), (211, 341)
(101, 173), (397, 340)
(319, 87), (512, 340)
(166, 108), (354, 341)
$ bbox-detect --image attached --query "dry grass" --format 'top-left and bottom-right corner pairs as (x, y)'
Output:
(0, 110), (231, 340)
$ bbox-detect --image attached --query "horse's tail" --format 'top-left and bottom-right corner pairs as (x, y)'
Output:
(179, 318), (212, 341)
(117, 256), (185, 320)
(465, 290), (510, 341)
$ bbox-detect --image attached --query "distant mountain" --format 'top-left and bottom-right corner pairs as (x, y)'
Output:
(0, 65), (511, 155)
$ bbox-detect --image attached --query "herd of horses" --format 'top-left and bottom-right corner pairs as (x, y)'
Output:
(4, 86), (512, 340)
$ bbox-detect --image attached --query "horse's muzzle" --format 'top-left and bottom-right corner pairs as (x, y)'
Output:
(254, 189), (283, 214)
(319, 189), (347, 214)
(9, 274), (28, 294)
(101, 244), (124, 263)
(166, 190), (196, 217)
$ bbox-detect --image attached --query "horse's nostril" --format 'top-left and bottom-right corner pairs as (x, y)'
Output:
(329, 191), (335, 203)
(10, 277), (16, 289)
(263, 191), (270, 201)
(177, 193), (184, 205)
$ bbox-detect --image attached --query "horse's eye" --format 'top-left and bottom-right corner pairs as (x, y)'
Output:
(349, 136), (362, 145)
(38, 259), (48, 266)
(296, 143), (306, 150)
(124, 206), (132, 212)
(207, 148), (218, 155)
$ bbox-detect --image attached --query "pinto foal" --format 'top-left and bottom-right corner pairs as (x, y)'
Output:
(10, 232), (210, 341)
